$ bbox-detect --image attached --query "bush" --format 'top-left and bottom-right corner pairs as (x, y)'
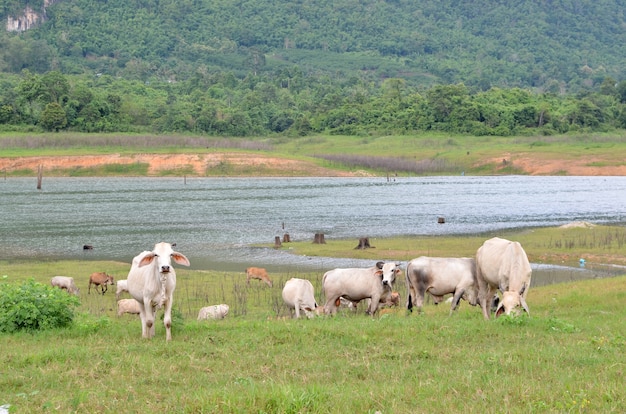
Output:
(0, 279), (80, 333)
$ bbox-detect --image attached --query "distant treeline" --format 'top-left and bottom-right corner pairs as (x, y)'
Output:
(2, 70), (626, 137)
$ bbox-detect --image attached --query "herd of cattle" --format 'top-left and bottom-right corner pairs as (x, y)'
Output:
(49, 237), (532, 341)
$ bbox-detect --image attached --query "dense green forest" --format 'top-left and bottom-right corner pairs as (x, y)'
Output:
(1, 0), (626, 136)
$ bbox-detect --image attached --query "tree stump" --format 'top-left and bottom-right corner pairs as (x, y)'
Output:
(438, 217), (446, 224)
(283, 233), (291, 243)
(354, 237), (374, 249)
(313, 233), (326, 244)
(274, 236), (282, 248)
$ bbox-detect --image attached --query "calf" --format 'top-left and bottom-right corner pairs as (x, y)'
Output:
(117, 299), (141, 317)
(246, 267), (273, 287)
(51, 276), (80, 295)
(88, 272), (115, 295)
(282, 278), (321, 319)
(197, 304), (230, 320)
(115, 279), (129, 300)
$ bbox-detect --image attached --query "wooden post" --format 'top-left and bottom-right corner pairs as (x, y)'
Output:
(282, 233), (291, 243)
(438, 217), (445, 224)
(37, 165), (43, 190)
(274, 236), (282, 248)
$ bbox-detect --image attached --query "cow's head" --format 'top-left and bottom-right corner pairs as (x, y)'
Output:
(139, 242), (190, 273)
(376, 262), (401, 287)
(495, 284), (529, 317)
(107, 275), (115, 285)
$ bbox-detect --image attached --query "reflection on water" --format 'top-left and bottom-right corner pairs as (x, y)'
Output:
(1, 176), (625, 285)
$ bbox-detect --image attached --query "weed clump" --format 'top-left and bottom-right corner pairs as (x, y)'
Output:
(0, 279), (80, 333)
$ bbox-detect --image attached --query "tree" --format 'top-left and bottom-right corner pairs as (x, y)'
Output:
(40, 102), (67, 131)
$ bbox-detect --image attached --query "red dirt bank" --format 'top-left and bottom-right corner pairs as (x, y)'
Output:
(0, 153), (624, 176)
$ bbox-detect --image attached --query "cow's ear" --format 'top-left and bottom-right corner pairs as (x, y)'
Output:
(375, 270), (383, 279)
(495, 304), (505, 318)
(139, 253), (156, 267)
(172, 252), (190, 266)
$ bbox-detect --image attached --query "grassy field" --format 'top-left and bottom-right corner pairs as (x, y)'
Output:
(2, 132), (626, 176)
(1, 226), (625, 412)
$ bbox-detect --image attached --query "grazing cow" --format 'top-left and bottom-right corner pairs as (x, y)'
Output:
(197, 304), (230, 320)
(246, 267), (273, 287)
(476, 237), (532, 319)
(50, 276), (80, 295)
(405, 257), (478, 315)
(127, 242), (190, 341)
(117, 299), (141, 317)
(282, 278), (321, 319)
(322, 261), (402, 316)
(88, 272), (115, 295)
(115, 279), (128, 300)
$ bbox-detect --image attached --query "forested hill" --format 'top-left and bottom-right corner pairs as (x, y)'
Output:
(2, 0), (626, 91)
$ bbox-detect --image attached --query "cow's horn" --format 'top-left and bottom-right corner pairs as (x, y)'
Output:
(520, 297), (530, 315)
(375, 261), (384, 269)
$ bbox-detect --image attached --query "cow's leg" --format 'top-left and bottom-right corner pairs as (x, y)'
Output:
(143, 296), (155, 338)
(415, 287), (425, 313)
(450, 289), (464, 315)
(163, 296), (173, 341)
(367, 294), (380, 315)
(137, 303), (148, 338)
(101, 284), (107, 295)
(324, 297), (339, 315)
(478, 285), (496, 320)
(294, 300), (301, 319)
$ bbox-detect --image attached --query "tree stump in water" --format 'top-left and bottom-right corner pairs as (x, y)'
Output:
(313, 233), (326, 244)
(438, 217), (446, 224)
(355, 237), (374, 249)
(283, 233), (291, 243)
(274, 236), (282, 248)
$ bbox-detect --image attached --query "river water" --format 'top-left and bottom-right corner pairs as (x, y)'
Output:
(1, 176), (625, 283)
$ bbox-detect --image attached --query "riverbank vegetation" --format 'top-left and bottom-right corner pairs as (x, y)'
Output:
(2, 132), (626, 177)
(280, 224), (626, 267)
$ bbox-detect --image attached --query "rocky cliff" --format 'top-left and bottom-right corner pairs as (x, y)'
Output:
(6, 0), (59, 32)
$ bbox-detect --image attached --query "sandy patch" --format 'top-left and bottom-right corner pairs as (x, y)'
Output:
(0, 153), (361, 177)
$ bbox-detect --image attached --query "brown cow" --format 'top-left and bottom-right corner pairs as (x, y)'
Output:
(88, 272), (115, 295)
(246, 267), (273, 287)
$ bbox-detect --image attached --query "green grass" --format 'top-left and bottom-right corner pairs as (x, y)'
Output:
(0, 269), (623, 412)
(2, 131), (626, 176)
(0, 229), (625, 412)
(277, 224), (626, 267)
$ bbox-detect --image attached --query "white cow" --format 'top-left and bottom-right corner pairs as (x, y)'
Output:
(197, 304), (230, 320)
(476, 237), (532, 319)
(50, 276), (80, 295)
(282, 278), (321, 319)
(115, 279), (128, 300)
(127, 242), (190, 341)
(117, 299), (141, 316)
(322, 261), (401, 316)
(405, 257), (478, 315)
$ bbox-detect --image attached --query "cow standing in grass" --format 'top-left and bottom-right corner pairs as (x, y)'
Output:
(246, 267), (273, 287)
(476, 237), (532, 319)
(51, 276), (80, 295)
(88, 272), (115, 295)
(127, 242), (190, 341)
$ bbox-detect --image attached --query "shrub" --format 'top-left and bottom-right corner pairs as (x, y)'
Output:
(0, 279), (80, 333)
